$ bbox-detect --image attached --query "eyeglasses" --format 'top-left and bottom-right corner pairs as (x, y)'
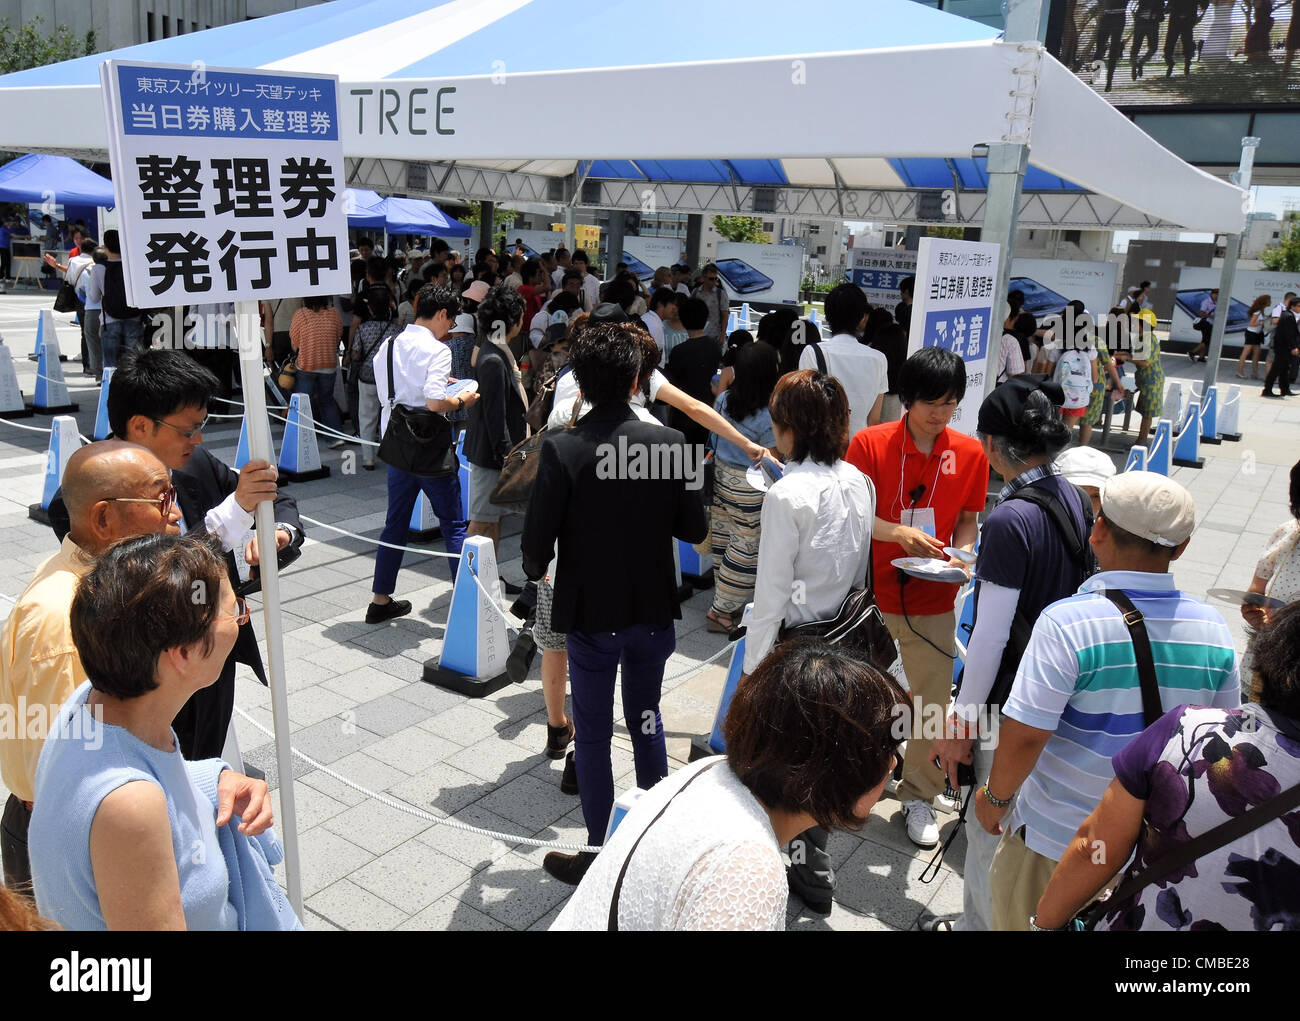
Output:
(154, 415), (208, 439)
(215, 597), (251, 626)
(107, 484), (177, 519)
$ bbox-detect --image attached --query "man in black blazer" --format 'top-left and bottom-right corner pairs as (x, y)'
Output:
(49, 348), (303, 759)
(522, 321), (708, 884)
(1263, 296), (1299, 398)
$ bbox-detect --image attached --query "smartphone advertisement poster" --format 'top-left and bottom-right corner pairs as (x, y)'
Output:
(1008, 258), (1119, 323)
(908, 236), (1000, 437)
(618, 236), (683, 281)
(714, 241), (804, 305)
(1170, 266), (1300, 344)
(848, 247), (917, 308)
(101, 60), (350, 307)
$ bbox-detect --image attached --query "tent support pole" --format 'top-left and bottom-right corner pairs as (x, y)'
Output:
(979, 0), (1043, 403)
(235, 300), (303, 921)
(1203, 137), (1259, 395)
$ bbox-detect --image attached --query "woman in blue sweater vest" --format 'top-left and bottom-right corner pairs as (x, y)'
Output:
(30, 533), (293, 930)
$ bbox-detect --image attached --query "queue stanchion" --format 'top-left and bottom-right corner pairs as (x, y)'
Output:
(740, 302), (752, 330)
(1219, 384), (1242, 442)
(691, 603), (752, 761)
(28, 309), (65, 363)
(678, 539), (714, 590)
(1146, 418), (1173, 476)
(1124, 445), (1148, 472)
(27, 414), (82, 525)
(1164, 380), (1184, 427)
(0, 344), (33, 419)
(409, 491), (441, 543)
(276, 393), (330, 482)
(1172, 400), (1204, 469)
(1197, 384), (1221, 444)
(424, 535), (512, 697)
(32, 334), (78, 415)
(92, 368), (114, 440)
(457, 431), (470, 521)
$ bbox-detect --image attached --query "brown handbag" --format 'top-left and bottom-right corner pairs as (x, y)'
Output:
(490, 396), (582, 505)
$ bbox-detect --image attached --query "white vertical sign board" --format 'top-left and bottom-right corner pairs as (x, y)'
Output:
(907, 237), (1001, 437)
(100, 61), (350, 307)
(849, 247), (917, 309)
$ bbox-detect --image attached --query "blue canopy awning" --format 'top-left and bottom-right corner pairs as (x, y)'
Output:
(0, 153), (116, 206)
(344, 189), (469, 237)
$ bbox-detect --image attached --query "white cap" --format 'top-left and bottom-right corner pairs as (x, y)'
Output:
(450, 313), (476, 336)
(1055, 446), (1116, 490)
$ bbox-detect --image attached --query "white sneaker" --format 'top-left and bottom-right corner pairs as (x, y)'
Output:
(901, 799), (939, 849)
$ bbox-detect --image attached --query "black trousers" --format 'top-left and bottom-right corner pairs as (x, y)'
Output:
(1263, 345), (1296, 395)
(1165, 18), (1196, 68)
(1, 794), (33, 894)
(171, 661), (238, 761)
(1131, 21), (1160, 65)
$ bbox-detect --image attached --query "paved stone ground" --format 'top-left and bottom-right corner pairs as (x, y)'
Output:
(0, 291), (1295, 930)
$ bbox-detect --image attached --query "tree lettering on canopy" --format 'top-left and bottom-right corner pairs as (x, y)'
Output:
(349, 86), (457, 136)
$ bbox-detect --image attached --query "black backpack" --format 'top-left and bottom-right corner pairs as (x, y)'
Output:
(101, 261), (139, 320)
(972, 481), (1095, 712)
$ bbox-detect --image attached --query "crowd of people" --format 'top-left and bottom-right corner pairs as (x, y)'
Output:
(2, 230), (1297, 933)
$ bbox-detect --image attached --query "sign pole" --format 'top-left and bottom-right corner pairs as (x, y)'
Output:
(237, 300), (303, 918)
(1203, 137), (1260, 395)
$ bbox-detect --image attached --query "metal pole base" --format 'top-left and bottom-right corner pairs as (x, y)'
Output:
(1173, 456), (1205, 469)
(27, 503), (51, 525)
(682, 567), (714, 590)
(278, 465), (330, 483)
(32, 402), (79, 415)
(0, 405), (35, 419)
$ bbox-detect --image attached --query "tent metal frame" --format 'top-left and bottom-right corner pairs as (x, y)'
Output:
(343, 156), (1177, 231)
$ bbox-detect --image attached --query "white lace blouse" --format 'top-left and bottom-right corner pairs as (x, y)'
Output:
(550, 758), (787, 931)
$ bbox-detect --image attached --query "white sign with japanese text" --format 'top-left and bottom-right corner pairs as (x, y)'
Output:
(849, 247), (917, 309)
(907, 237), (1000, 437)
(100, 60), (350, 308)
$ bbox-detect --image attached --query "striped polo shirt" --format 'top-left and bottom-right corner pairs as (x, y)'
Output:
(1003, 570), (1240, 862)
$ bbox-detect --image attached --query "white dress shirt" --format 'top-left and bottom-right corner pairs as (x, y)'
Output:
(553, 364), (666, 411)
(580, 272), (600, 313)
(373, 322), (451, 435)
(640, 309), (666, 354)
(744, 459), (876, 673)
(797, 333), (889, 437)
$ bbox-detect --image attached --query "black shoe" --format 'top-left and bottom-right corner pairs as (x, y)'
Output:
(560, 750), (579, 795)
(546, 719), (574, 760)
(505, 628), (537, 684)
(502, 579), (524, 596)
(366, 598), (411, 624)
(542, 850), (596, 886)
(1263, 390), (1282, 399)
(786, 866), (833, 915)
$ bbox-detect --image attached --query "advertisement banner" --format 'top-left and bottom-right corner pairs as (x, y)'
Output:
(908, 237), (1001, 437)
(713, 241), (804, 305)
(618, 236), (683, 282)
(848, 247), (917, 309)
(1008, 258), (1119, 321)
(1170, 266), (1300, 343)
(101, 61), (350, 307)
(503, 228), (567, 260)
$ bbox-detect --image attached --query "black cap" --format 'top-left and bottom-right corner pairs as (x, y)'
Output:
(976, 373), (1064, 437)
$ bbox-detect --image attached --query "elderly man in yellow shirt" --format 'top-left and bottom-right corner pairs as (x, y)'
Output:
(1, 440), (181, 890)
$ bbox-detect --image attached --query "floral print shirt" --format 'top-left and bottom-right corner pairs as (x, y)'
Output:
(1102, 704), (1300, 931)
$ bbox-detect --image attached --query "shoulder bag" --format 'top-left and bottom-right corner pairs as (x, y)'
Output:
(491, 395), (582, 506)
(775, 478), (895, 672)
(353, 318), (397, 386)
(377, 332), (456, 477)
(276, 354), (298, 391)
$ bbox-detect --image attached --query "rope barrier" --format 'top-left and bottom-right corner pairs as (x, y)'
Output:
(231, 704), (600, 854)
(297, 514), (462, 559)
(0, 416), (92, 444)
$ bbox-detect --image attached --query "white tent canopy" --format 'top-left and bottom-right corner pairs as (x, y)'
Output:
(0, 0), (1246, 233)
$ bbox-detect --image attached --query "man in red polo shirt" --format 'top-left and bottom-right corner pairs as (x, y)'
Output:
(847, 347), (989, 849)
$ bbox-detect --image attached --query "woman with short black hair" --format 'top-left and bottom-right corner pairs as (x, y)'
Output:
(552, 640), (906, 930)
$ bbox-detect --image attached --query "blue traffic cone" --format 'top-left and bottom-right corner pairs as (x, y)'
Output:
(28, 309), (67, 363)
(1198, 385), (1221, 445)
(1124, 445), (1148, 472)
(424, 535), (512, 697)
(678, 538), (714, 590)
(1146, 419), (1172, 476)
(234, 415), (252, 470)
(93, 368), (114, 440)
(276, 393), (330, 482)
(32, 332), (77, 414)
(28, 414), (82, 524)
(695, 603), (753, 758)
(1172, 401), (1203, 469)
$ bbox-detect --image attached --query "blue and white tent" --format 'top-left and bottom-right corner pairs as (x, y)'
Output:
(0, 0), (1245, 233)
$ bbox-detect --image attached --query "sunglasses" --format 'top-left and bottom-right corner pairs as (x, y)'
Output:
(107, 484), (177, 519)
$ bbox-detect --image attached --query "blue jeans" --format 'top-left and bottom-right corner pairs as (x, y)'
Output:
(295, 368), (343, 433)
(372, 465), (465, 593)
(566, 624), (674, 845)
(101, 317), (143, 369)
